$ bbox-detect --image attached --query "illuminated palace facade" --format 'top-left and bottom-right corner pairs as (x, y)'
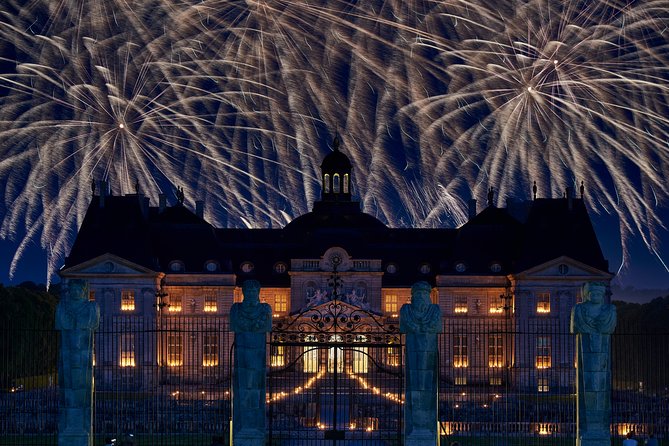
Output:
(60, 143), (612, 395)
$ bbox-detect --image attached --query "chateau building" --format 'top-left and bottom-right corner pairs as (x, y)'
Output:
(60, 141), (612, 397)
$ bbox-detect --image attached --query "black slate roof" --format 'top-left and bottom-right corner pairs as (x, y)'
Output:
(63, 192), (609, 286)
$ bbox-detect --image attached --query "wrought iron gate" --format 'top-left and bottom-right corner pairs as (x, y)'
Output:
(267, 300), (403, 445)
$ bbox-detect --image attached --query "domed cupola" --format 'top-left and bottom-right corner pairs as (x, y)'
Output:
(320, 136), (352, 201)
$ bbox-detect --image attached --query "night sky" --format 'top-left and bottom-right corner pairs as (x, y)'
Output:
(1, 1), (668, 299)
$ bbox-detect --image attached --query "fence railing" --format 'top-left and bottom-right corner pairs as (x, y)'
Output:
(1, 316), (667, 446)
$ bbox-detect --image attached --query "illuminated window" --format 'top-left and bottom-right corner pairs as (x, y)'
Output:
(536, 336), (551, 369)
(352, 335), (368, 374)
(88, 290), (96, 301)
(120, 334), (135, 367)
(168, 291), (182, 312)
(271, 345), (285, 367)
(343, 174), (349, 193)
(489, 296), (504, 314)
(324, 174), (330, 193)
(167, 334), (183, 367)
(386, 347), (400, 367)
(489, 377), (502, 386)
(537, 293), (550, 314)
(455, 376), (467, 386)
(328, 335), (344, 373)
(303, 335), (319, 373)
(121, 290), (135, 311)
(538, 377), (550, 392)
(203, 334), (218, 366)
(274, 294), (288, 313)
(488, 335), (504, 368)
(203, 295), (217, 313)
(453, 335), (468, 368)
(454, 296), (468, 314)
(385, 294), (398, 314)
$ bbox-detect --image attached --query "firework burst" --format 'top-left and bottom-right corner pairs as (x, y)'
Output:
(1, 0), (668, 284)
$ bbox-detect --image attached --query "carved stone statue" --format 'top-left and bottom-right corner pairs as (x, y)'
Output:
(400, 281), (442, 445)
(571, 282), (616, 446)
(230, 280), (272, 446)
(56, 279), (100, 446)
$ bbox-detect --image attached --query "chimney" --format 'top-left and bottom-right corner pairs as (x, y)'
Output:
(139, 196), (150, 219)
(566, 187), (574, 211)
(99, 180), (108, 208)
(159, 194), (166, 213)
(195, 200), (204, 219)
(468, 199), (477, 220)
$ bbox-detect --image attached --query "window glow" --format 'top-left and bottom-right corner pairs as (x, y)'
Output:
(488, 335), (503, 368)
(453, 335), (468, 367)
(324, 174), (330, 193)
(386, 346), (400, 366)
(121, 290), (135, 311)
(538, 377), (550, 392)
(343, 174), (349, 193)
(385, 294), (398, 313)
(203, 334), (218, 366)
(536, 336), (551, 369)
(168, 292), (182, 312)
(352, 335), (368, 374)
(167, 334), (183, 367)
(274, 294), (288, 313)
(454, 296), (468, 314)
(120, 334), (135, 367)
(537, 292), (550, 314)
(303, 335), (319, 373)
(204, 296), (217, 312)
(271, 345), (285, 367)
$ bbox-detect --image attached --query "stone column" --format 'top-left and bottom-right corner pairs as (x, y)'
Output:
(571, 282), (617, 446)
(56, 279), (100, 446)
(230, 280), (272, 446)
(400, 281), (442, 446)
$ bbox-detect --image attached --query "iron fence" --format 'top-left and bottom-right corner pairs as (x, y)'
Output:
(93, 316), (233, 446)
(438, 318), (576, 446)
(611, 322), (669, 445)
(1, 316), (667, 446)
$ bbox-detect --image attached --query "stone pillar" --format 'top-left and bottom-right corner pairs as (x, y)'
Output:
(400, 281), (442, 446)
(571, 282), (617, 446)
(230, 280), (272, 446)
(56, 279), (100, 446)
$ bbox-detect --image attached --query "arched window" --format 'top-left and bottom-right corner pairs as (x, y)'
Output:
(328, 335), (344, 373)
(324, 174), (330, 193)
(343, 174), (349, 193)
(303, 335), (319, 373)
(333, 174), (340, 193)
(352, 335), (368, 373)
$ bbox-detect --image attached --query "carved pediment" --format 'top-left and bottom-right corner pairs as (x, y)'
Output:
(60, 253), (158, 277)
(514, 256), (611, 281)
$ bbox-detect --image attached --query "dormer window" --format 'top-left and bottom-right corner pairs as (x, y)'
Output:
(169, 261), (184, 272)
